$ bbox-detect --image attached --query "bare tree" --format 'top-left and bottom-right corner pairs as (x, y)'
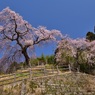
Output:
(0, 7), (62, 69)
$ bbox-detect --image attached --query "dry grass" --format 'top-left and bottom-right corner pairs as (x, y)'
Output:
(0, 72), (95, 95)
(0, 65), (59, 86)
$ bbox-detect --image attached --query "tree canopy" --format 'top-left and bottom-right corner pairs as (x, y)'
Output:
(0, 8), (62, 71)
(55, 36), (95, 72)
(86, 31), (95, 41)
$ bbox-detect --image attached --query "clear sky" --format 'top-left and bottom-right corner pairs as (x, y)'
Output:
(0, 0), (95, 56)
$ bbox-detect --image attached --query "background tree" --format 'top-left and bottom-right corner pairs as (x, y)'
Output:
(46, 55), (55, 64)
(29, 54), (55, 66)
(0, 8), (62, 70)
(55, 37), (75, 65)
(55, 36), (95, 73)
(86, 31), (95, 41)
(37, 54), (46, 65)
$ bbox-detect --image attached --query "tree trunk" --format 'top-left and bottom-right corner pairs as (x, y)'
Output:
(22, 48), (30, 67)
(75, 51), (80, 72)
(25, 54), (29, 66)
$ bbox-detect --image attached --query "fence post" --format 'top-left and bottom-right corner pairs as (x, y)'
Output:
(77, 65), (80, 73)
(21, 79), (26, 95)
(29, 60), (32, 68)
(38, 61), (39, 66)
(45, 58), (47, 65)
(14, 73), (16, 83)
(29, 68), (32, 79)
(68, 64), (71, 72)
(57, 65), (59, 74)
(43, 65), (46, 76)
(52, 66), (54, 74)
(21, 65), (24, 71)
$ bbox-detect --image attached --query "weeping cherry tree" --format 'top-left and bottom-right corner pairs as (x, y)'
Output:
(0, 8), (62, 70)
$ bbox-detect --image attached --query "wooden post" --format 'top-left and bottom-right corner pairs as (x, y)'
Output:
(45, 58), (47, 65)
(52, 66), (54, 74)
(42, 62), (44, 66)
(43, 65), (46, 76)
(29, 60), (32, 68)
(68, 64), (71, 72)
(29, 68), (32, 79)
(14, 73), (16, 83)
(77, 65), (80, 73)
(21, 65), (24, 71)
(41, 78), (44, 93)
(21, 79), (26, 95)
(38, 61), (39, 66)
(57, 65), (59, 74)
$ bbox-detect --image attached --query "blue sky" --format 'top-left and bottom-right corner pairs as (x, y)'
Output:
(0, 0), (95, 56)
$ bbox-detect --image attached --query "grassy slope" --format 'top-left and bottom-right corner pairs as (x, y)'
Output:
(0, 72), (95, 95)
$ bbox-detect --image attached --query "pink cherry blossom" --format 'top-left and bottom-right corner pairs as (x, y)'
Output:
(0, 7), (62, 71)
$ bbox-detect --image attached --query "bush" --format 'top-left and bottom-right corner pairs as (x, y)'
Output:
(79, 63), (95, 74)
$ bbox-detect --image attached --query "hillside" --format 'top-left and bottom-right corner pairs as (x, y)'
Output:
(0, 71), (95, 95)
